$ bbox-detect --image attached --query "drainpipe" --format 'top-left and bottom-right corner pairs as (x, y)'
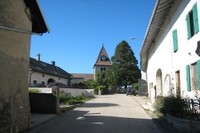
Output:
(29, 69), (35, 85)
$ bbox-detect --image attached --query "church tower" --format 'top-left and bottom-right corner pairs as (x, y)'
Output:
(93, 45), (112, 79)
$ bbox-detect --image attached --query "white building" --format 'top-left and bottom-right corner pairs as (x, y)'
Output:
(29, 54), (72, 87)
(140, 0), (200, 99)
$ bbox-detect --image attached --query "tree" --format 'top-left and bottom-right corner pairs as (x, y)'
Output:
(95, 71), (110, 94)
(109, 40), (141, 88)
(84, 79), (97, 89)
(95, 71), (109, 87)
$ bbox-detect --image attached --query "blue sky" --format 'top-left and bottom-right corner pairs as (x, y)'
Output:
(31, 0), (156, 73)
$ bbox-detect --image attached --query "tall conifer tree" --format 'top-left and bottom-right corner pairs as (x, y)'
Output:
(109, 40), (141, 88)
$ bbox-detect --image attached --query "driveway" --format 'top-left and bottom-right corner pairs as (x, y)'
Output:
(25, 94), (161, 133)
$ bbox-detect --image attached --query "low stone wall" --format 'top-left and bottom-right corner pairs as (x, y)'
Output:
(165, 114), (200, 133)
(60, 88), (94, 97)
(29, 93), (59, 113)
(29, 87), (60, 114)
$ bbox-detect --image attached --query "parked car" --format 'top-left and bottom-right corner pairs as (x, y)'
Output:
(130, 89), (138, 96)
(47, 82), (68, 88)
(29, 83), (46, 88)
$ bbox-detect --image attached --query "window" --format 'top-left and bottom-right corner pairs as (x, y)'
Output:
(33, 80), (37, 84)
(42, 73), (45, 77)
(186, 60), (200, 91)
(101, 67), (106, 71)
(186, 3), (199, 39)
(172, 29), (178, 52)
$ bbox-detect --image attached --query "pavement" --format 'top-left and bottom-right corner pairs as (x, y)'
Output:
(29, 104), (77, 129)
(30, 95), (154, 129)
(30, 113), (57, 129)
(130, 95), (155, 112)
(26, 95), (159, 133)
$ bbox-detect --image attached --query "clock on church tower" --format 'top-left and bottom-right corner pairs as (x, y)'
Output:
(101, 55), (107, 61)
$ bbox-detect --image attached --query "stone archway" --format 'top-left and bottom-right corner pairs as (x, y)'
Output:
(47, 78), (55, 84)
(156, 69), (163, 96)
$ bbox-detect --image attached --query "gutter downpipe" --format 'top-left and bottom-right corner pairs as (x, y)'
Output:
(0, 25), (42, 35)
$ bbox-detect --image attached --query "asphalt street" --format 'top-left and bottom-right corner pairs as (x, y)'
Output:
(25, 94), (161, 133)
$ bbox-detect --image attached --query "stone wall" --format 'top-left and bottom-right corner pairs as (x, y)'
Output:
(0, 0), (32, 132)
(138, 79), (148, 96)
(29, 93), (59, 114)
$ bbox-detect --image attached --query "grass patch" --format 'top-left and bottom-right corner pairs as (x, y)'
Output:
(29, 88), (41, 93)
(59, 93), (92, 105)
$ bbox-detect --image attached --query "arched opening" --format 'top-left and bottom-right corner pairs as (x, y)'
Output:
(156, 69), (163, 96)
(47, 78), (55, 84)
(164, 74), (172, 96)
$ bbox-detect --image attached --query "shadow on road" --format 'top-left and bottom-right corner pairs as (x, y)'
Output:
(79, 103), (119, 108)
(25, 109), (160, 133)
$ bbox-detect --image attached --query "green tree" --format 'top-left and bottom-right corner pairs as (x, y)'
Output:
(95, 71), (110, 94)
(84, 79), (97, 89)
(110, 40), (141, 88)
(95, 71), (109, 87)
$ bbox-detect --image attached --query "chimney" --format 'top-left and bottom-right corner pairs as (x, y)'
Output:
(36, 53), (40, 61)
(51, 61), (55, 66)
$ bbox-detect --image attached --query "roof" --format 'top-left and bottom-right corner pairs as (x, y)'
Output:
(24, 0), (49, 34)
(30, 58), (72, 79)
(94, 45), (112, 66)
(71, 73), (94, 80)
(140, 0), (174, 72)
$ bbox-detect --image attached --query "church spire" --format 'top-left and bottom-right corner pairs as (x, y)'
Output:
(94, 44), (111, 66)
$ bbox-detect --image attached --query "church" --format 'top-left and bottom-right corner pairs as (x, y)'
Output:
(93, 45), (112, 79)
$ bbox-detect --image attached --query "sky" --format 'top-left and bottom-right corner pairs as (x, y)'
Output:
(30, 0), (156, 74)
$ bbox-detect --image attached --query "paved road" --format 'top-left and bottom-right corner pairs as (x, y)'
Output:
(26, 94), (161, 133)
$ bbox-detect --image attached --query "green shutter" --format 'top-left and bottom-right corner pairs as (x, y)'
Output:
(172, 29), (178, 52)
(186, 65), (191, 91)
(197, 60), (200, 90)
(186, 14), (192, 39)
(192, 3), (199, 33)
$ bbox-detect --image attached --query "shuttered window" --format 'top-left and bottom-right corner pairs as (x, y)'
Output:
(197, 60), (200, 90)
(172, 29), (178, 52)
(186, 3), (199, 39)
(186, 65), (191, 91)
(193, 3), (199, 34)
(186, 14), (192, 39)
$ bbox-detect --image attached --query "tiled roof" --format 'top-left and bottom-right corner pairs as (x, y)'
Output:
(94, 46), (112, 66)
(72, 73), (94, 80)
(30, 58), (71, 79)
(24, 0), (49, 34)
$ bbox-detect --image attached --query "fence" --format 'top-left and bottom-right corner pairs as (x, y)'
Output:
(184, 97), (200, 120)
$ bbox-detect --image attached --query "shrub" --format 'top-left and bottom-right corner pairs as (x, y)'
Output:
(59, 93), (69, 104)
(154, 96), (188, 118)
(59, 94), (91, 105)
(97, 85), (108, 94)
(154, 96), (165, 113)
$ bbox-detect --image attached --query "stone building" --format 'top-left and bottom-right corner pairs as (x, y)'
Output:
(93, 45), (112, 80)
(0, 0), (48, 132)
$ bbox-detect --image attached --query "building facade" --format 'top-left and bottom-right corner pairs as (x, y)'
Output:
(93, 45), (112, 79)
(0, 0), (48, 132)
(29, 54), (72, 87)
(140, 0), (200, 99)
